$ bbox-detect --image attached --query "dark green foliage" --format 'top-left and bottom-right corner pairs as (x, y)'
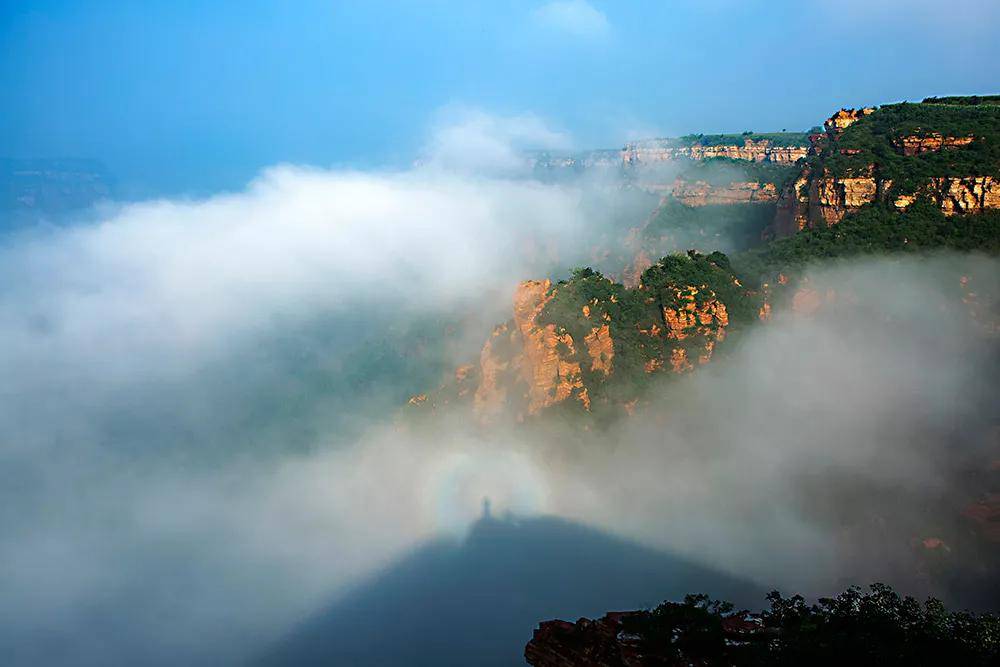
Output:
(665, 132), (809, 148)
(623, 584), (1000, 666)
(733, 202), (1000, 286)
(621, 594), (735, 662)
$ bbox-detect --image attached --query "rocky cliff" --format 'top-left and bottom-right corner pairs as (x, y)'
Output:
(411, 253), (752, 423)
(623, 134), (808, 167)
(823, 107), (876, 134)
(771, 101), (1000, 236)
(670, 179), (778, 206)
(524, 613), (647, 666)
(414, 96), (1000, 424)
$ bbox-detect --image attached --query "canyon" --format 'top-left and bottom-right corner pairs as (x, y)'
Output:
(419, 98), (1000, 425)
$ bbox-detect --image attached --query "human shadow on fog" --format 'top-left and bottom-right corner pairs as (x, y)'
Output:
(258, 513), (764, 666)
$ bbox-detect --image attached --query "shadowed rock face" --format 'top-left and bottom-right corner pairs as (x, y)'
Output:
(525, 612), (646, 667)
(257, 516), (762, 667)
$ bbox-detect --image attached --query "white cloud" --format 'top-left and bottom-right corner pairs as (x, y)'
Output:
(531, 0), (610, 39)
(421, 107), (572, 174)
(0, 109), (614, 664)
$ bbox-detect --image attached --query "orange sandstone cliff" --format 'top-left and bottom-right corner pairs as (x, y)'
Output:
(622, 137), (807, 167)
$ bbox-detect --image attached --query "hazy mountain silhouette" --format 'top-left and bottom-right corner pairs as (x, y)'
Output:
(259, 514), (763, 666)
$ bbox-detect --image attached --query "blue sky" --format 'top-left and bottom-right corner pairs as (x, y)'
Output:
(3, 0), (999, 196)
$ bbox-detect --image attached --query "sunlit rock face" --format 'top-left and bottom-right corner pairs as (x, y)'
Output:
(661, 286), (729, 370)
(512, 280), (589, 414)
(810, 171), (881, 225)
(622, 137), (807, 166)
(799, 173), (1000, 226)
(823, 107), (876, 134)
(453, 280), (590, 422)
(670, 179), (778, 207)
(414, 255), (745, 423)
(894, 176), (1000, 215)
(584, 323), (614, 376)
(896, 133), (975, 156)
(777, 171), (1000, 233)
(769, 103), (1000, 237)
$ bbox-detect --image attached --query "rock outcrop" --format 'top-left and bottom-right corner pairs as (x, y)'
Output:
(584, 323), (614, 376)
(894, 176), (1000, 215)
(512, 280), (590, 414)
(823, 107), (875, 134)
(769, 103), (999, 236)
(622, 137), (807, 167)
(525, 613), (645, 667)
(670, 179), (778, 206)
(896, 133), (975, 156)
(809, 171), (881, 225)
(449, 280), (594, 422)
(416, 251), (747, 423)
(525, 611), (765, 666)
(775, 170), (1000, 233)
(661, 285), (729, 369)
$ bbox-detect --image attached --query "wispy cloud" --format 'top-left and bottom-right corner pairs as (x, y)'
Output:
(531, 0), (610, 39)
(422, 107), (573, 174)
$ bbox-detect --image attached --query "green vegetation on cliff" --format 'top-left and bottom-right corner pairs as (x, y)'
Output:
(823, 101), (1000, 190)
(534, 252), (754, 411)
(922, 95), (1000, 106)
(636, 159), (798, 256)
(734, 202), (1000, 283)
(676, 157), (799, 187)
(423, 96), (1000, 425)
(616, 584), (1000, 666)
(668, 131), (809, 148)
